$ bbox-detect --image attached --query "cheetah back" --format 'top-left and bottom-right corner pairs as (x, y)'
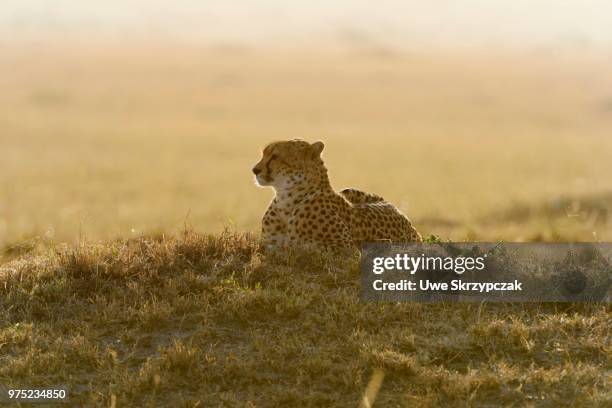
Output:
(350, 201), (422, 244)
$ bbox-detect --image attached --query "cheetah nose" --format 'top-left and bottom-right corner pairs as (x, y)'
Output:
(252, 167), (261, 175)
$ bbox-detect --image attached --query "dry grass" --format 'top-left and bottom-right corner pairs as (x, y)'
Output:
(0, 231), (609, 406)
(1, 43), (612, 406)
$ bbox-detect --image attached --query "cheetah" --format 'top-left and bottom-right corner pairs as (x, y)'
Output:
(252, 139), (422, 249)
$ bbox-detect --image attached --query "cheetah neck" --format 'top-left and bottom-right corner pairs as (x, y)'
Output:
(274, 170), (335, 207)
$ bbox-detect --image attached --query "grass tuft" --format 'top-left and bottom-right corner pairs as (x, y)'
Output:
(0, 231), (610, 406)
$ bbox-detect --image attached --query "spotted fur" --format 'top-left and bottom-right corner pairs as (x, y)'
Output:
(253, 139), (422, 249)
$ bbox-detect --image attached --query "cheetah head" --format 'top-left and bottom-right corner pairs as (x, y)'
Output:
(252, 139), (325, 190)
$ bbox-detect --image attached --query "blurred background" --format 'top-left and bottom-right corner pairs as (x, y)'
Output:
(2, 1), (612, 247)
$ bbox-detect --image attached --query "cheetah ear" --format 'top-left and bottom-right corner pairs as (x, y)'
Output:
(310, 141), (325, 158)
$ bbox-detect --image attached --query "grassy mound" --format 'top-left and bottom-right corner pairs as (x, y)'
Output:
(0, 232), (610, 406)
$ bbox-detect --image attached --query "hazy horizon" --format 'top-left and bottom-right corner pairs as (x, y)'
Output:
(2, 1), (612, 52)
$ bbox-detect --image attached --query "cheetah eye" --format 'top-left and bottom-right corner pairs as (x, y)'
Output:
(266, 154), (276, 165)
(270, 154), (288, 165)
